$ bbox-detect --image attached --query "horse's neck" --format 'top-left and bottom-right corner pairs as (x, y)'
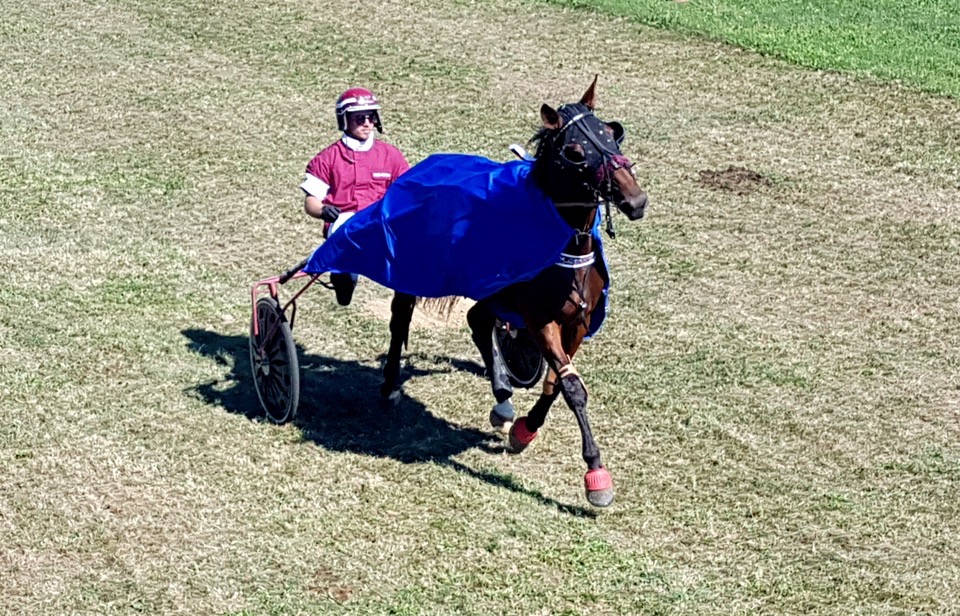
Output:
(564, 233), (593, 257)
(561, 208), (597, 256)
(532, 164), (599, 256)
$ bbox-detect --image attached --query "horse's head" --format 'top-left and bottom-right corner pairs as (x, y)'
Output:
(531, 76), (647, 221)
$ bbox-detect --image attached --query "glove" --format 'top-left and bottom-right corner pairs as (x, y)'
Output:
(319, 204), (340, 223)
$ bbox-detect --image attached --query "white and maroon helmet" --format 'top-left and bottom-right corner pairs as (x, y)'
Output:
(335, 87), (383, 133)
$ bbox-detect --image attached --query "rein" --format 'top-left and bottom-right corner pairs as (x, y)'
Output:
(553, 201), (600, 208)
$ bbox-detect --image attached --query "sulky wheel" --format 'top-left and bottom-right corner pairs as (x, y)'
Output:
(492, 319), (545, 388)
(249, 296), (300, 423)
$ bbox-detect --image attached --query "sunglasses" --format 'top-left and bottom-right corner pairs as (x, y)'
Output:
(350, 113), (377, 125)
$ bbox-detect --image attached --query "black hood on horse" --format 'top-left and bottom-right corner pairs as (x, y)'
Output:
(530, 77), (647, 222)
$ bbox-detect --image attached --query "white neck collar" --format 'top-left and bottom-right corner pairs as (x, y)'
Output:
(341, 133), (374, 152)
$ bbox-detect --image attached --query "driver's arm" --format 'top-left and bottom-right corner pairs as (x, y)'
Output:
(304, 194), (326, 219)
(301, 173), (334, 221)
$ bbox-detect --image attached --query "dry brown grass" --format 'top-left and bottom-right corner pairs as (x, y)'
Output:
(2, 0), (959, 613)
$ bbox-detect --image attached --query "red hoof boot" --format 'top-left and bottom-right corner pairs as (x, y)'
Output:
(584, 467), (614, 508)
(508, 416), (537, 453)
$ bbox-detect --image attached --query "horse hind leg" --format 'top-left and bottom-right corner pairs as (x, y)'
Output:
(467, 301), (516, 433)
(380, 291), (417, 402)
(488, 331), (518, 433)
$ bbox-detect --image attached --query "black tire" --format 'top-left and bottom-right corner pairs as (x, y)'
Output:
(249, 297), (300, 423)
(492, 320), (545, 388)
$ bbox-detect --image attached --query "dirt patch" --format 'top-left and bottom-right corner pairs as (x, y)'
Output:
(364, 296), (475, 330)
(698, 166), (772, 194)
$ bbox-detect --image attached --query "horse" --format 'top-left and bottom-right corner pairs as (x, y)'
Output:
(379, 77), (648, 507)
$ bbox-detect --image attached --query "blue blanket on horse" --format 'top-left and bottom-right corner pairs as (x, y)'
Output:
(487, 215), (610, 340)
(303, 153), (610, 337)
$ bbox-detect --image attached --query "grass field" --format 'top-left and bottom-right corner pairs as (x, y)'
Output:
(541, 0), (960, 98)
(2, 0), (960, 614)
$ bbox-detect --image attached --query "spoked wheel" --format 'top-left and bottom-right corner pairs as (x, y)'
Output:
(492, 319), (545, 388)
(249, 296), (300, 423)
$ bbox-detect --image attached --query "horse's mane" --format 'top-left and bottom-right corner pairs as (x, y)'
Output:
(528, 127), (551, 157)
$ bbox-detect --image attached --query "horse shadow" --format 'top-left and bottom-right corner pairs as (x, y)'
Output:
(182, 327), (596, 518)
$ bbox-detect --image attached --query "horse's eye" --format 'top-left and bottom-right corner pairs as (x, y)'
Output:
(563, 143), (586, 163)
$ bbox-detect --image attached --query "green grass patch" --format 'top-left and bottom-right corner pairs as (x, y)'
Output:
(541, 0), (960, 98)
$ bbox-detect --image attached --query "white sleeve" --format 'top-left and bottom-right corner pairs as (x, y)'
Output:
(300, 173), (330, 200)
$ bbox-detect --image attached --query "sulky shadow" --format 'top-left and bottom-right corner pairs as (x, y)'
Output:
(182, 327), (596, 517)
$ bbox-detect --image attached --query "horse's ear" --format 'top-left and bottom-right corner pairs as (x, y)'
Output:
(606, 120), (625, 146)
(580, 75), (598, 109)
(541, 104), (561, 129)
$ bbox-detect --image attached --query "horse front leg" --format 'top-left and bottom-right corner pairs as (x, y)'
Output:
(380, 291), (417, 402)
(509, 321), (613, 507)
(507, 321), (565, 453)
(558, 361), (613, 507)
(507, 366), (559, 451)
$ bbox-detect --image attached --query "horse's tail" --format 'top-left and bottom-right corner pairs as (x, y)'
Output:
(417, 297), (462, 321)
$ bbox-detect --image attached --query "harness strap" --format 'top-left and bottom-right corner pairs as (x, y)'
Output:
(559, 110), (621, 163)
(604, 200), (616, 239)
(559, 112), (589, 132)
(553, 201), (601, 208)
(556, 252), (595, 269)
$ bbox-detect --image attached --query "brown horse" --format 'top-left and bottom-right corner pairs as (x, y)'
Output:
(380, 77), (648, 507)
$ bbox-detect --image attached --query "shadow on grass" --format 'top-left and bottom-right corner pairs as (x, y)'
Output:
(182, 328), (596, 518)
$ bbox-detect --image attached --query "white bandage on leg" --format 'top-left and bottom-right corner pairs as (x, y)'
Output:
(492, 399), (516, 420)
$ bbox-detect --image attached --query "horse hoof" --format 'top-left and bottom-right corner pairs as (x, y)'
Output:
(489, 400), (516, 435)
(379, 383), (401, 405)
(508, 416), (537, 453)
(489, 412), (513, 435)
(584, 468), (614, 508)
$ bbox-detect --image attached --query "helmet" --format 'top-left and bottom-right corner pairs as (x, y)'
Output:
(335, 87), (383, 133)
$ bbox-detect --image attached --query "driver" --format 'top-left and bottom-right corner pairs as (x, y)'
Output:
(300, 87), (410, 305)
